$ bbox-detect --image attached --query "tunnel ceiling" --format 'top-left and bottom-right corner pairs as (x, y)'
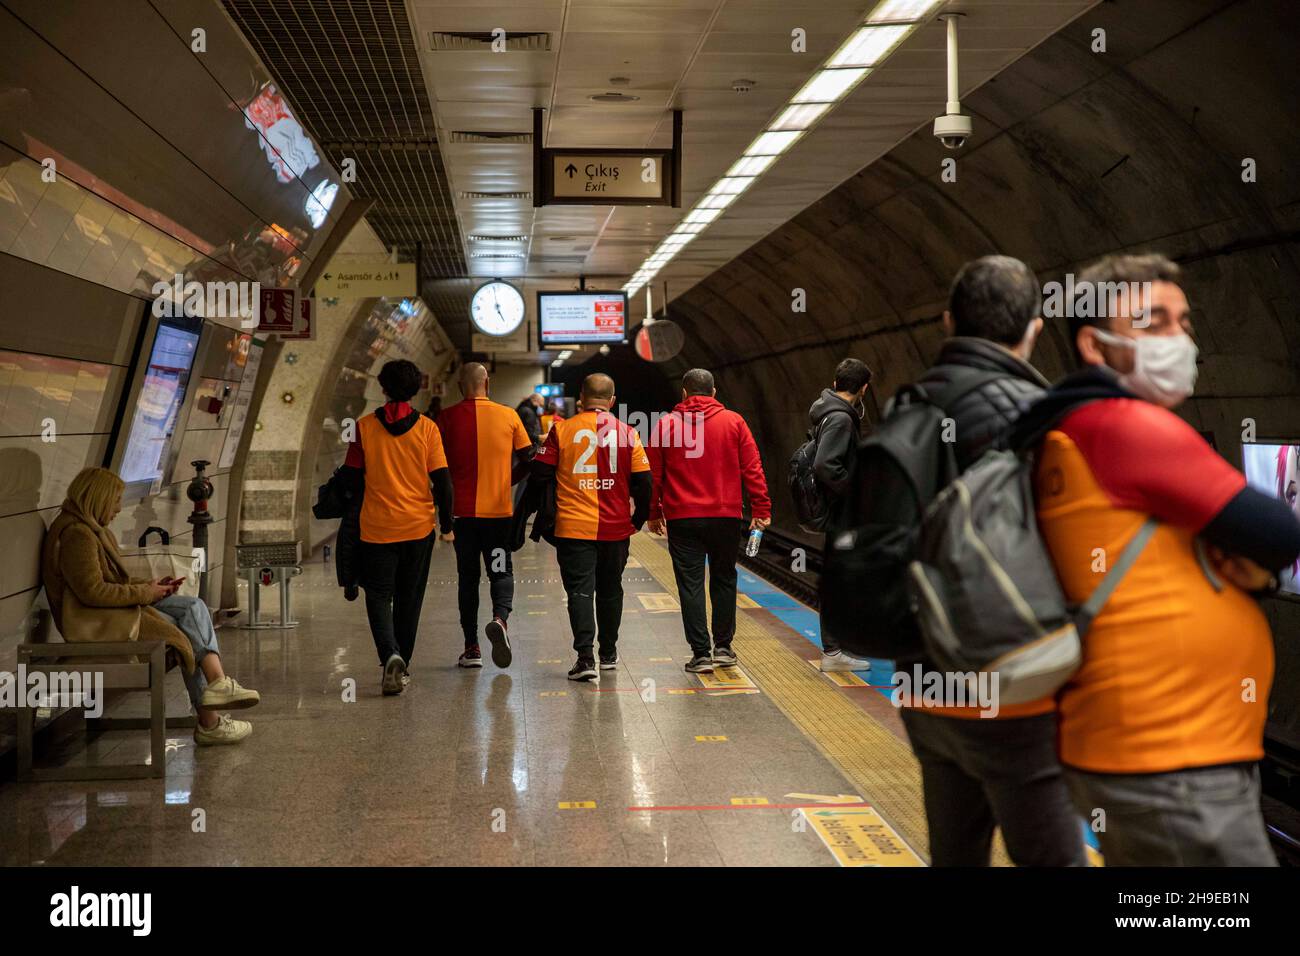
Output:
(658, 0), (1300, 527)
(221, 0), (472, 338)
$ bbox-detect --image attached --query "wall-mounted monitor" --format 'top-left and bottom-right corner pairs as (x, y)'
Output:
(112, 313), (204, 499)
(1242, 440), (1300, 597)
(538, 290), (627, 345)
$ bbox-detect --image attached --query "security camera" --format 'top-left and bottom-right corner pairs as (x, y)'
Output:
(933, 112), (972, 150)
(933, 13), (972, 150)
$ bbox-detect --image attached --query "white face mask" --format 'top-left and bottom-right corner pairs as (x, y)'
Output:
(1093, 329), (1198, 408)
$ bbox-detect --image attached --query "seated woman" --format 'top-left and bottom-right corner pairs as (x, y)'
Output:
(41, 467), (260, 746)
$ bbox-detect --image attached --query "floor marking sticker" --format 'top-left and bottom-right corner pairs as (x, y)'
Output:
(648, 656), (674, 662)
(706, 688), (761, 696)
(731, 797), (769, 806)
(806, 660), (871, 687)
(558, 801), (596, 809)
(636, 593), (680, 611)
(801, 807), (925, 867)
(694, 735), (728, 742)
(527, 610), (548, 615)
(539, 691), (568, 698)
(666, 688), (697, 695)
(537, 659), (562, 664)
(785, 792), (865, 805)
(695, 668), (756, 690)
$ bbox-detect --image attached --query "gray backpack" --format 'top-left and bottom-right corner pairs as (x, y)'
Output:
(907, 447), (1156, 706)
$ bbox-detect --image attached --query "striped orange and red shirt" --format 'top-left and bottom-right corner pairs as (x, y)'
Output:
(535, 410), (649, 540)
(437, 397), (533, 519)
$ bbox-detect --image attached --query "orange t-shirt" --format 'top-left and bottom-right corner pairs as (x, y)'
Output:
(1035, 399), (1270, 774)
(437, 397), (533, 519)
(355, 411), (448, 543)
(535, 410), (649, 540)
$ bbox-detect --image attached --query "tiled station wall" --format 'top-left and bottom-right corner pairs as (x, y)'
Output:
(0, 253), (252, 666)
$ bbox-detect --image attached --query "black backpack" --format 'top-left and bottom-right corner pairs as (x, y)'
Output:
(818, 375), (1002, 660)
(788, 409), (854, 533)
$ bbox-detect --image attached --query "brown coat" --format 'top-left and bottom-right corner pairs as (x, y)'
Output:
(41, 512), (196, 674)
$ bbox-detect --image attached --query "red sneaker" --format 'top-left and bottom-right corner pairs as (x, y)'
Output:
(484, 617), (512, 668)
(458, 644), (483, 668)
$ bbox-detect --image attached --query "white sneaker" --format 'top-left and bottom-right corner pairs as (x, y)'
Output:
(194, 713), (252, 746)
(820, 650), (871, 673)
(200, 676), (260, 709)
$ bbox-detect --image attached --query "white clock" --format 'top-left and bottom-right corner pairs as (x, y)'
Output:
(470, 280), (526, 336)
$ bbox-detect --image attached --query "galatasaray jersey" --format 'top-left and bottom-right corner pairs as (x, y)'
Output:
(536, 409), (649, 540)
(1035, 398), (1271, 774)
(437, 397), (533, 518)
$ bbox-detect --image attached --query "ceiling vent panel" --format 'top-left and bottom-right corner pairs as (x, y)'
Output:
(429, 31), (552, 52)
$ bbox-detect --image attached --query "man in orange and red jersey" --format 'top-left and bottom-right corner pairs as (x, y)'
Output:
(527, 373), (651, 682)
(645, 368), (771, 674)
(437, 363), (535, 670)
(340, 359), (454, 696)
(1011, 253), (1300, 866)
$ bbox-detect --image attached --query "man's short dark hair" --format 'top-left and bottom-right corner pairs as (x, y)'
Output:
(833, 358), (872, 394)
(1068, 253), (1183, 353)
(948, 255), (1041, 346)
(377, 359), (423, 402)
(682, 368), (715, 396)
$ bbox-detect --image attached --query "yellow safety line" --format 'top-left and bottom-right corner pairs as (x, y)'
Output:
(629, 533), (1013, 867)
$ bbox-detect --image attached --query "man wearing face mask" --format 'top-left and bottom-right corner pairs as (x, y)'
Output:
(1011, 253), (1300, 866)
(900, 255), (1087, 867)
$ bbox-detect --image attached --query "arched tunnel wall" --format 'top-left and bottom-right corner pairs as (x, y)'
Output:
(663, 0), (1300, 734)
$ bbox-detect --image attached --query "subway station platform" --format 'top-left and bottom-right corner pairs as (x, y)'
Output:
(0, 534), (945, 868)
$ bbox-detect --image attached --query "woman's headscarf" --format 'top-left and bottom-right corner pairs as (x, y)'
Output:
(60, 467), (131, 580)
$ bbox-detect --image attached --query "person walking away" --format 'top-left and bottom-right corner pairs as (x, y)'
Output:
(524, 374), (650, 682)
(438, 363), (535, 669)
(808, 358), (875, 672)
(340, 359), (454, 695)
(646, 368), (771, 674)
(1011, 253), (1300, 866)
(895, 255), (1085, 867)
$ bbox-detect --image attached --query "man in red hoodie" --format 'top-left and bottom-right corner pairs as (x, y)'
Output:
(647, 368), (771, 673)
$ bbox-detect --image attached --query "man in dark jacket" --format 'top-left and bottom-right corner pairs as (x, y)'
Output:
(810, 358), (875, 672)
(899, 254), (1086, 867)
(513, 393), (544, 508)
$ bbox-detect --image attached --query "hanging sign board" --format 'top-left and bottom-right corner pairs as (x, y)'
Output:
(316, 262), (417, 299)
(535, 109), (681, 208)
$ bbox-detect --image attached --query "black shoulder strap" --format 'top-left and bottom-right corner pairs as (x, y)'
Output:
(809, 406), (855, 443)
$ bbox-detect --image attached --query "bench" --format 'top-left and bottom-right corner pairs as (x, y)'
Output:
(15, 641), (196, 781)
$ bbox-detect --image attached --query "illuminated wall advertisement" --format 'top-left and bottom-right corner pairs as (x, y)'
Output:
(538, 291), (627, 345)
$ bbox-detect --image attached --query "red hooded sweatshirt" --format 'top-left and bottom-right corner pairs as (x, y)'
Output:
(648, 395), (771, 521)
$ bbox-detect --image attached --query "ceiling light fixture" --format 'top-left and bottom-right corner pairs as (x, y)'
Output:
(623, 0), (942, 298)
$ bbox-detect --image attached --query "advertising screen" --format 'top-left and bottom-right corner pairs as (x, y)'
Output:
(1242, 441), (1300, 596)
(118, 321), (202, 494)
(538, 291), (627, 345)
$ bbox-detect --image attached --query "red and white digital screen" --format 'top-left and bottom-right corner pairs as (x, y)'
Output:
(538, 291), (627, 345)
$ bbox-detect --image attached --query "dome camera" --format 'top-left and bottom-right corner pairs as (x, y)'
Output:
(933, 112), (972, 150)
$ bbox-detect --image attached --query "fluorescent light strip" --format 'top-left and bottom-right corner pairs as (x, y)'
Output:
(827, 24), (909, 67)
(624, 1), (939, 296)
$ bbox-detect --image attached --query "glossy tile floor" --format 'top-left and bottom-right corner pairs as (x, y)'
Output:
(1, 535), (870, 866)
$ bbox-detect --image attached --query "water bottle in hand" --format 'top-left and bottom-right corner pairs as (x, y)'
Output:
(745, 528), (763, 557)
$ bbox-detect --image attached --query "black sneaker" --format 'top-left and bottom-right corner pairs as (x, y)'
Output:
(458, 645), (483, 668)
(568, 657), (599, 682)
(684, 655), (714, 674)
(712, 645), (737, 667)
(484, 617), (512, 668)
(599, 650), (619, 670)
(344, 585), (359, 602)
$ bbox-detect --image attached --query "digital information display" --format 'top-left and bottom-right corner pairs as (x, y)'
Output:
(538, 291), (627, 345)
(1242, 441), (1300, 596)
(118, 323), (201, 494)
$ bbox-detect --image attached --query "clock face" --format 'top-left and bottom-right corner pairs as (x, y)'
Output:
(470, 280), (526, 336)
